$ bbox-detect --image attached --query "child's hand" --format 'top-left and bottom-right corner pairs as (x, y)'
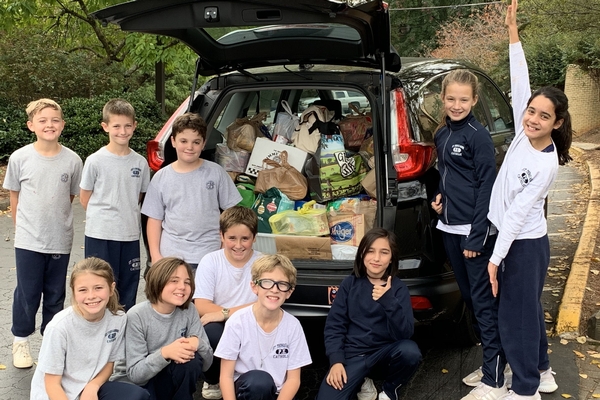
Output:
(431, 193), (443, 215)
(505, 0), (518, 29)
(463, 249), (481, 259)
(80, 382), (100, 400)
(326, 363), (347, 390)
(200, 310), (225, 325)
(161, 337), (197, 364)
(488, 261), (499, 297)
(372, 276), (392, 301)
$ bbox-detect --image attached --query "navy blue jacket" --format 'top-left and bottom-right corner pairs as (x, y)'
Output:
(324, 274), (414, 367)
(434, 112), (496, 253)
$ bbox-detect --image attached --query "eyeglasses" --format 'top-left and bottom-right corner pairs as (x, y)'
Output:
(254, 279), (293, 292)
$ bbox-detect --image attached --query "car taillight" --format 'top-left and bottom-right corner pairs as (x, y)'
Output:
(390, 89), (435, 182)
(147, 140), (163, 172)
(410, 296), (433, 311)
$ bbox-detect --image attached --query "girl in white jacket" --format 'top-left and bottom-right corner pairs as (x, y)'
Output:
(486, 1), (572, 399)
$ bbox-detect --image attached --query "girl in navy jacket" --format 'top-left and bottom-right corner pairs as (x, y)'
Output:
(431, 70), (506, 399)
(315, 228), (421, 400)
(486, 1), (572, 399)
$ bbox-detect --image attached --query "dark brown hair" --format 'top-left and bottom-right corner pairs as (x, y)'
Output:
(353, 228), (399, 280)
(145, 257), (195, 309)
(171, 112), (207, 140)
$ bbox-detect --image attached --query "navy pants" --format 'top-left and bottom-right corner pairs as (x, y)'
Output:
(85, 236), (141, 311)
(203, 322), (225, 384)
(98, 381), (149, 400)
(12, 249), (69, 337)
(235, 370), (278, 400)
(315, 340), (421, 400)
(143, 353), (203, 400)
(442, 232), (506, 387)
(498, 236), (550, 396)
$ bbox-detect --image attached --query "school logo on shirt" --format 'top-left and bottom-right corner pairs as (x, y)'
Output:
(206, 180), (215, 190)
(273, 343), (289, 359)
(60, 173), (69, 182)
(518, 168), (533, 187)
(131, 167), (141, 178)
(451, 144), (464, 156)
(106, 329), (119, 343)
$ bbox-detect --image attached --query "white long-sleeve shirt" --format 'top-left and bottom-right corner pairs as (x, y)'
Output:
(487, 42), (559, 266)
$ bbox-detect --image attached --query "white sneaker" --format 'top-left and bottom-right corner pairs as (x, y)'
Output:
(497, 390), (540, 400)
(202, 382), (222, 399)
(538, 367), (558, 393)
(378, 391), (391, 400)
(462, 365), (513, 388)
(461, 383), (507, 400)
(357, 377), (377, 400)
(12, 341), (33, 369)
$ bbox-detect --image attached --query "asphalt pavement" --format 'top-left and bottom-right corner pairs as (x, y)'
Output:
(0, 152), (597, 399)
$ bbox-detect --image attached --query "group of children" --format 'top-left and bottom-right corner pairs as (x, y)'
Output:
(2, 0), (573, 399)
(432, 1), (572, 399)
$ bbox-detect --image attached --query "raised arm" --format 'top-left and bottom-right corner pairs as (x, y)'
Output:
(506, 0), (519, 44)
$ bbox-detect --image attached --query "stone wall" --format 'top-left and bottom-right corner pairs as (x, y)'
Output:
(564, 64), (600, 136)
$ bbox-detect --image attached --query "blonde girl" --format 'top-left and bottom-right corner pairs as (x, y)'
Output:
(30, 257), (149, 400)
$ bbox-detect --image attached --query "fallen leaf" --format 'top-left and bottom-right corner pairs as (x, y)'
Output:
(592, 257), (600, 263)
(441, 369), (448, 374)
(580, 373), (588, 379)
(590, 353), (600, 358)
(592, 270), (600, 275)
(561, 394), (572, 398)
(577, 336), (587, 344)
(0, 364), (5, 370)
(574, 350), (586, 358)
(591, 394), (600, 398)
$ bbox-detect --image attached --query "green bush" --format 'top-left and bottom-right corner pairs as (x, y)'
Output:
(0, 91), (165, 162)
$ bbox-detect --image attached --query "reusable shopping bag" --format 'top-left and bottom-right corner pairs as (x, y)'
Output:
(254, 151), (308, 201)
(251, 187), (295, 234)
(291, 105), (336, 154)
(337, 104), (373, 152)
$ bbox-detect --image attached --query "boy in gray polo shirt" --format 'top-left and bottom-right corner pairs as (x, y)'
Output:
(141, 113), (241, 270)
(2, 98), (83, 369)
(80, 99), (150, 311)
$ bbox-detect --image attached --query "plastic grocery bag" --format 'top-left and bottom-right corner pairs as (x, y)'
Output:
(216, 143), (250, 173)
(338, 104), (373, 152)
(272, 100), (299, 141)
(251, 187), (295, 234)
(269, 201), (329, 236)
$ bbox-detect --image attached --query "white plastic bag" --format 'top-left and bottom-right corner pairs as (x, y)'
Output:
(272, 100), (299, 141)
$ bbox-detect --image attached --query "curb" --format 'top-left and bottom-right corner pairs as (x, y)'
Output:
(556, 147), (600, 335)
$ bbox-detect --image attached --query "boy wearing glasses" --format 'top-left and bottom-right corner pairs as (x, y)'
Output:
(215, 254), (312, 400)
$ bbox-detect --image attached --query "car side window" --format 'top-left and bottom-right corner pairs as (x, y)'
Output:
(417, 76), (444, 139)
(477, 77), (514, 133)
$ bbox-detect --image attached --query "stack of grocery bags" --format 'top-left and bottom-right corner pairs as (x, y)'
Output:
(215, 100), (376, 260)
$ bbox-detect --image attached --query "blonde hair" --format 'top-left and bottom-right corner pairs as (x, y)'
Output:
(436, 69), (480, 133)
(145, 257), (195, 309)
(26, 98), (63, 121)
(70, 257), (123, 315)
(251, 254), (297, 288)
(102, 98), (136, 123)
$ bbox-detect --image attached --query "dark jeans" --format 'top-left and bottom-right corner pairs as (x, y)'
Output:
(99, 381), (149, 400)
(12, 248), (69, 337)
(203, 322), (225, 384)
(442, 232), (506, 387)
(85, 236), (141, 311)
(235, 370), (277, 400)
(143, 352), (204, 400)
(316, 340), (421, 400)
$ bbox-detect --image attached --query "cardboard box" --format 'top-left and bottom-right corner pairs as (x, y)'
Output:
(245, 137), (308, 177)
(253, 233), (332, 260)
